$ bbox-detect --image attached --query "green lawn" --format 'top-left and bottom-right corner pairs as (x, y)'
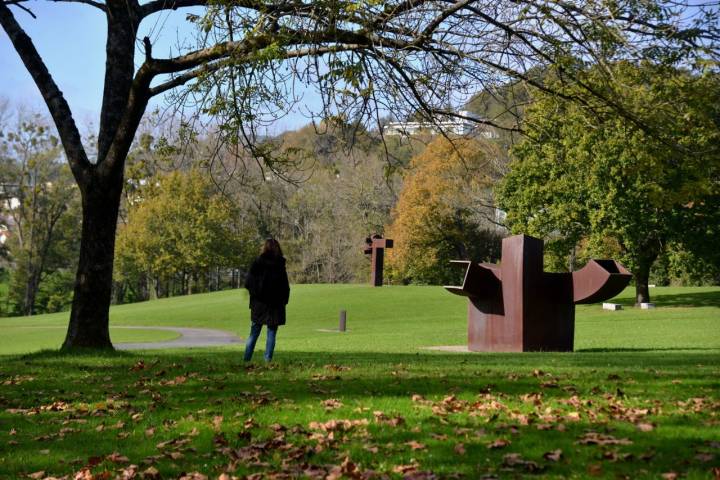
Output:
(0, 327), (180, 356)
(2, 285), (718, 353)
(0, 285), (718, 479)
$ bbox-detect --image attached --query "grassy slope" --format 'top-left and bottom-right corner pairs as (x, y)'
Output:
(0, 328), (181, 356)
(3, 285), (719, 354)
(0, 286), (718, 479)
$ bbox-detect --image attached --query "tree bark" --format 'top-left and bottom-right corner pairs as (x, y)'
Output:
(634, 259), (653, 305)
(62, 171), (123, 349)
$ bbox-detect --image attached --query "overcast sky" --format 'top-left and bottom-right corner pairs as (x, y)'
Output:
(0, 3), (317, 134)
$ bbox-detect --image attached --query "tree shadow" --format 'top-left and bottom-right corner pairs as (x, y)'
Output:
(577, 347), (720, 353)
(2, 348), (719, 478)
(648, 290), (720, 308)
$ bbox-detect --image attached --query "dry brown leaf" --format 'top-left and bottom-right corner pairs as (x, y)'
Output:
(543, 449), (563, 462)
(487, 439), (510, 449)
(576, 432), (632, 446)
(587, 464), (603, 476)
(142, 466), (161, 480)
(636, 422), (654, 432)
(406, 440), (426, 450)
(454, 443), (466, 455)
(27, 472), (45, 480)
(321, 399), (343, 410)
(660, 473), (678, 480)
(212, 415), (223, 431)
(392, 463), (420, 474)
(107, 452), (130, 463)
(177, 474), (208, 480)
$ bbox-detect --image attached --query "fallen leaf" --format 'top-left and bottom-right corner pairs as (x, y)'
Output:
(576, 432), (632, 446)
(695, 453), (715, 462)
(321, 399), (343, 410)
(454, 443), (466, 455)
(392, 463), (420, 474)
(212, 415), (223, 431)
(487, 439), (510, 449)
(142, 466), (161, 479)
(177, 473), (207, 480)
(660, 473), (678, 480)
(27, 472), (45, 479)
(107, 452), (130, 463)
(406, 440), (426, 450)
(636, 422), (655, 432)
(587, 464), (603, 476)
(543, 449), (562, 462)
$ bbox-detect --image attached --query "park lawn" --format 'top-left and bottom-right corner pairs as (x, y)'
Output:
(0, 285), (718, 479)
(0, 328), (181, 356)
(1, 285), (718, 353)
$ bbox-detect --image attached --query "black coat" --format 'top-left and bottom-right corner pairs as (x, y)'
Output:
(244, 253), (290, 326)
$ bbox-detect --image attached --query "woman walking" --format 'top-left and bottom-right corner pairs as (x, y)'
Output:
(243, 238), (290, 362)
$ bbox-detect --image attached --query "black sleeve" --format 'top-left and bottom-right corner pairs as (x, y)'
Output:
(281, 267), (290, 305)
(244, 260), (262, 297)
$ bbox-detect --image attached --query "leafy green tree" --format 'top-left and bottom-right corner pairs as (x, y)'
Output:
(115, 170), (254, 298)
(497, 63), (720, 304)
(1, 115), (80, 315)
(387, 137), (505, 284)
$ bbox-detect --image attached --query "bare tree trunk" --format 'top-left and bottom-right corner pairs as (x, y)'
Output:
(62, 174), (122, 349)
(634, 258), (654, 305)
(22, 269), (39, 316)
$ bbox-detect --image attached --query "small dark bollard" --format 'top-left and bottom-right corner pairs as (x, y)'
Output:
(339, 310), (347, 332)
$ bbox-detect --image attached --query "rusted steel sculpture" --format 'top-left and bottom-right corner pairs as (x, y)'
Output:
(364, 234), (394, 287)
(445, 234), (632, 352)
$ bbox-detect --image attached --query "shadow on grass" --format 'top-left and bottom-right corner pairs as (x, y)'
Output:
(649, 290), (720, 308)
(577, 347), (720, 352)
(2, 349), (719, 478)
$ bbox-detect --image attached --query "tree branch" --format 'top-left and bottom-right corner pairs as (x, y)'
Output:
(0, 3), (91, 178)
(140, 0), (263, 18)
(149, 43), (366, 97)
(47, 0), (106, 12)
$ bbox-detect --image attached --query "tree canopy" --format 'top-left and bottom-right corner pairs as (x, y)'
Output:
(496, 62), (720, 303)
(387, 136), (504, 284)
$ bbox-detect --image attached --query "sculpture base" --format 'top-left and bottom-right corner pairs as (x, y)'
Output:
(468, 298), (575, 352)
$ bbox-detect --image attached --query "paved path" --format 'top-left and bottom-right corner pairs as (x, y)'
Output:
(421, 345), (470, 352)
(114, 326), (242, 350)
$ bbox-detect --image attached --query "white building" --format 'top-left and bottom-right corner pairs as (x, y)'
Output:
(383, 110), (498, 138)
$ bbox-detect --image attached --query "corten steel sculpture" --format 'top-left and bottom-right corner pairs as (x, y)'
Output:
(445, 234), (632, 352)
(364, 234), (393, 287)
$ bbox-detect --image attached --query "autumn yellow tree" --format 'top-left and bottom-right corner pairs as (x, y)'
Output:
(115, 170), (254, 299)
(386, 137), (505, 284)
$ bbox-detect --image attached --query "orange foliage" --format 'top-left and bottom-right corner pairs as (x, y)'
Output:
(386, 137), (502, 283)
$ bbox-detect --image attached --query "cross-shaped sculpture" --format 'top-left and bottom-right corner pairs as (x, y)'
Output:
(364, 234), (394, 287)
(445, 234), (632, 352)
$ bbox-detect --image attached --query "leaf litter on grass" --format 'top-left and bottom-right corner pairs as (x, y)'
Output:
(4, 349), (720, 480)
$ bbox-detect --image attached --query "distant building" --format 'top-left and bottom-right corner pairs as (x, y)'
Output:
(383, 110), (498, 138)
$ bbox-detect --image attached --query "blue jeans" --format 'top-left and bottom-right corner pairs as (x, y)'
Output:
(244, 322), (278, 362)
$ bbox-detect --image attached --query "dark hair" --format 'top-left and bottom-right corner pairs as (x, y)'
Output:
(261, 238), (283, 258)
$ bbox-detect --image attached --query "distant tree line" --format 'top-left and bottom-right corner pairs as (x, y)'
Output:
(1, 60), (719, 314)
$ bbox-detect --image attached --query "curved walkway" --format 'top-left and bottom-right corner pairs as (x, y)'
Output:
(114, 326), (242, 350)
